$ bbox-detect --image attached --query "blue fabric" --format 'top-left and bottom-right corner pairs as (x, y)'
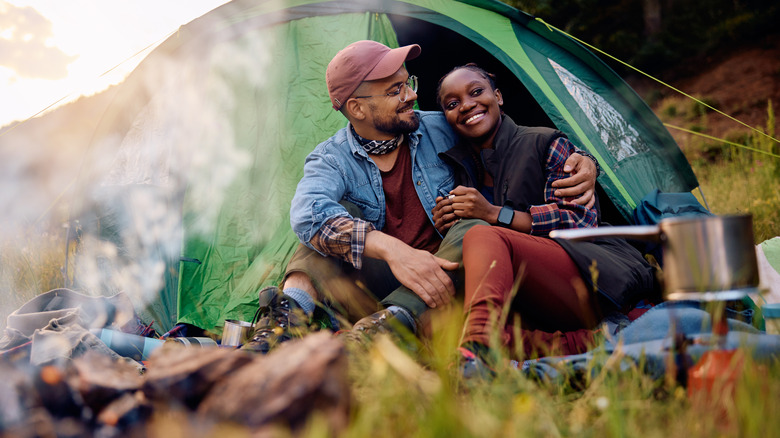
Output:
(631, 189), (713, 265)
(632, 189), (713, 225)
(290, 111), (458, 248)
(520, 301), (780, 383)
(607, 300), (757, 345)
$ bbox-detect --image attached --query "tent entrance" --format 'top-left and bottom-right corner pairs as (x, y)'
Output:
(389, 14), (627, 225)
(389, 14), (554, 128)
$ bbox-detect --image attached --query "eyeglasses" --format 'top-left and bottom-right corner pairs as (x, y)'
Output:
(352, 75), (418, 103)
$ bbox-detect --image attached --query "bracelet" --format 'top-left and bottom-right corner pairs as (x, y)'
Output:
(578, 150), (601, 177)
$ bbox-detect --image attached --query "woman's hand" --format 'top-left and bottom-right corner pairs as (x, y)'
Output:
(449, 185), (500, 223)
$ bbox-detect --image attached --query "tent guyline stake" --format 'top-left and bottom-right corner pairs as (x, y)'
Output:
(0, 29), (178, 139)
(534, 17), (780, 147)
(664, 123), (780, 159)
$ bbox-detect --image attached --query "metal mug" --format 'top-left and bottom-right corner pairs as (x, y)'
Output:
(549, 214), (760, 301)
(221, 319), (254, 347)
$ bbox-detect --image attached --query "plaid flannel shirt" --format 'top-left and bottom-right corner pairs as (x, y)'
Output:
(309, 216), (376, 269)
(528, 137), (598, 235)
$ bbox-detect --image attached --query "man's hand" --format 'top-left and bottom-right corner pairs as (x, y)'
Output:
(552, 152), (597, 208)
(364, 231), (458, 308)
(432, 195), (459, 234)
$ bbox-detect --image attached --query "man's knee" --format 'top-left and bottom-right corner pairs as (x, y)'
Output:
(442, 218), (490, 245)
(282, 271), (317, 298)
(284, 243), (341, 301)
(435, 219), (490, 264)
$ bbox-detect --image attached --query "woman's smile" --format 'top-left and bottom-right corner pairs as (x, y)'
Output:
(439, 68), (503, 148)
(463, 112), (486, 125)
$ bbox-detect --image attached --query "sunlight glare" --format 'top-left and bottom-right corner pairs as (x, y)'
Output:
(1, 0), (231, 128)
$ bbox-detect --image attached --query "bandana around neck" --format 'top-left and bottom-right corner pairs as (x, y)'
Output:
(350, 125), (403, 155)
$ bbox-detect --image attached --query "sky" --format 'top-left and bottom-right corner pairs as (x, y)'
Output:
(0, 0), (231, 129)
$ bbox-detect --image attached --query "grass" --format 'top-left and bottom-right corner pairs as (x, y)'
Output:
(0, 217), (68, 327)
(329, 313), (780, 438)
(677, 99), (780, 243)
(692, 155), (780, 243)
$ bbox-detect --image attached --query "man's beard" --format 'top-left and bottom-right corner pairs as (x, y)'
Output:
(369, 103), (420, 135)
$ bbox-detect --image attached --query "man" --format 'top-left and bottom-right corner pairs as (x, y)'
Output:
(241, 40), (598, 352)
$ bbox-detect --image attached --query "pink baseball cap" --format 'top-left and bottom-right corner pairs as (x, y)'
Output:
(326, 40), (421, 110)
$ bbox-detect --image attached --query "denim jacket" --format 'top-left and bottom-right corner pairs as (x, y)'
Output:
(290, 111), (457, 251)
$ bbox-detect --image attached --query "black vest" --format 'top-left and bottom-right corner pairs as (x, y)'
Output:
(441, 117), (564, 211)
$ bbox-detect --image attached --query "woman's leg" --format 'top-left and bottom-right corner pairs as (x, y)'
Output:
(462, 225), (600, 358)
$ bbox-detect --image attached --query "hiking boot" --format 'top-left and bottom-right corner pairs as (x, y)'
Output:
(240, 286), (309, 353)
(350, 306), (417, 339)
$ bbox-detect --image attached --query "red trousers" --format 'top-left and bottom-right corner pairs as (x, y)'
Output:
(462, 225), (603, 359)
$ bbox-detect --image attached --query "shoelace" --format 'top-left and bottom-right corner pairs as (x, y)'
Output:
(250, 299), (292, 340)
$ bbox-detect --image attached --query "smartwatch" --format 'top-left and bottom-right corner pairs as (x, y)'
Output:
(496, 205), (515, 227)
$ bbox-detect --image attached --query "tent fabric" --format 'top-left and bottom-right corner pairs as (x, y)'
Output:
(77, 0), (699, 333)
(177, 12), (402, 330)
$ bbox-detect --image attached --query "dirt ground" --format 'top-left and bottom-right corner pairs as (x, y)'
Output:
(626, 34), (780, 148)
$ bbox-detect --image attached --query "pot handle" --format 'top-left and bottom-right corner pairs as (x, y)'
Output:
(549, 225), (661, 241)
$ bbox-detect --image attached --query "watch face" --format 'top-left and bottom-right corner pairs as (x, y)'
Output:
(498, 205), (514, 226)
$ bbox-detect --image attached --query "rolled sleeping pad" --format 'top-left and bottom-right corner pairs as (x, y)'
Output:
(90, 329), (164, 361)
(91, 329), (218, 361)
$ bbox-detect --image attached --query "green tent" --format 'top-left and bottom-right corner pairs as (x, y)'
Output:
(71, 0), (698, 334)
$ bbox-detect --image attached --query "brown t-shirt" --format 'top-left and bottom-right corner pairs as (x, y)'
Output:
(380, 143), (442, 254)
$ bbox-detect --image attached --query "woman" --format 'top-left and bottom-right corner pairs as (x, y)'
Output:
(433, 65), (658, 369)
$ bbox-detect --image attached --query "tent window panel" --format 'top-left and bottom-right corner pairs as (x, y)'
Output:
(549, 59), (649, 162)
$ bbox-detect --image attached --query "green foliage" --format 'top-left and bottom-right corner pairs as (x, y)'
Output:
(687, 96), (717, 119)
(660, 101), (678, 118)
(691, 147), (780, 243)
(764, 99), (778, 156)
(660, 98), (778, 242)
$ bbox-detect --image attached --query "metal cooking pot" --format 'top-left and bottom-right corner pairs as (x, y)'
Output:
(549, 214), (759, 301)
